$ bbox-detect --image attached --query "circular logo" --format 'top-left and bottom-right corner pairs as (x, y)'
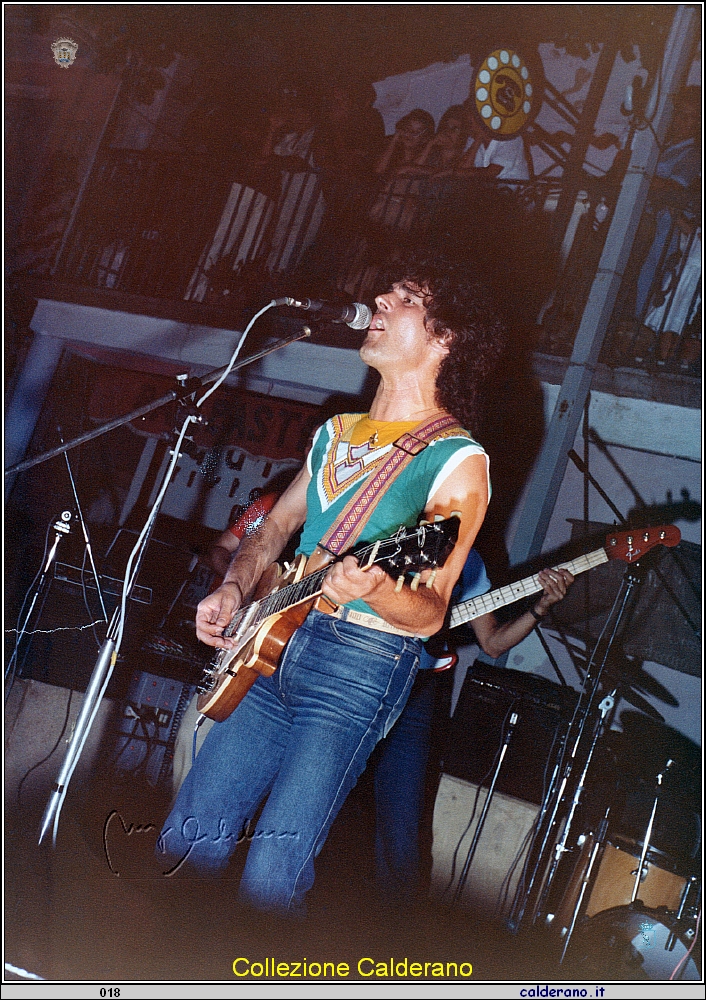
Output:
(474, 48), (534, 137)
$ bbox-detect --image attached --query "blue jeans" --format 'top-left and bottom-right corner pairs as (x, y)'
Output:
(157, 609), (420, 914)
(373, 670), (437, 904)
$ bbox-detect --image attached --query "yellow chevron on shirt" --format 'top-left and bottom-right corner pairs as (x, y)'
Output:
(320, 414), (417, 509)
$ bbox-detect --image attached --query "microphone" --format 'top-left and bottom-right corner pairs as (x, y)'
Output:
(274, 297), (372, 330)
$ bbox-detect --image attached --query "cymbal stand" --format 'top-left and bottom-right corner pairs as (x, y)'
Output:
(548, 687), (617, 941)
(510, 557), (652, 936)
(556, 806), (611, 965)
(631, 759), (674, 904)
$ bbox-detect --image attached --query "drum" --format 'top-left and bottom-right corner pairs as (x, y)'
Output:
(571, 904), (700, 980)
(586, 841), (688, 917)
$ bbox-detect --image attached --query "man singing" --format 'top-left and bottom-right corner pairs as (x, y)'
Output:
(158, 253), (504, 914)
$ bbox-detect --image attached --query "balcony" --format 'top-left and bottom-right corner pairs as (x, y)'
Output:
(10, 146), (700, 411)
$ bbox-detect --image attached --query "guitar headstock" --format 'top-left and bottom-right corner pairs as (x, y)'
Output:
(605, 524), (680, 563)
(358, 514), (461, 592)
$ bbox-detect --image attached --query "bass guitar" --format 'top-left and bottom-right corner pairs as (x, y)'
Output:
(197, 515), (461, 722)
(447, 524), (680, 630)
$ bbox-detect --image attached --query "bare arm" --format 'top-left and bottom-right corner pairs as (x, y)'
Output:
(257, 114), (288, 160)
(322, 453), (489, 637)
(195, 465), (310, 647)
(374, 132), (401, 175)
(202, 529), (241, 579)
(413, 136), (441, 167)
(470, 568), (574, 659)
(456, 140), (503, 177)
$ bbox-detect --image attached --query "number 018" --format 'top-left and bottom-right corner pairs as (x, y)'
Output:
(100, 990), (120, 998)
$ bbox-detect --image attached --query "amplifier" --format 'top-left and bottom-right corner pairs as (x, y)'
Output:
(431, 773), (539, 919)
(54, 562), (152, 605)
(441, 664), (576, 805)
(110, 671), (196, 790)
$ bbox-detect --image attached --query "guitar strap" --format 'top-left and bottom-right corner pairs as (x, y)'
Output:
(318, 412), (469, 556)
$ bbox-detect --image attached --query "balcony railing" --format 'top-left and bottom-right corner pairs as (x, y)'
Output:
(14, 146), (701, 380)
(536, 185), (701, 377)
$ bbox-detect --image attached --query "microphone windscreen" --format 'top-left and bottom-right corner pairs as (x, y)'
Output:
(349, 303), (373, 330)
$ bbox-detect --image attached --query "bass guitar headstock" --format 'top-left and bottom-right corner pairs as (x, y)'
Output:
(605, 524), (680, 563)
(356, 514), (461, 592)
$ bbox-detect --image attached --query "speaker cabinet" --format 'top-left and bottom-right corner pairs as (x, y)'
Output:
(431, 774), (539, 919)
(442, 664), (576, 804)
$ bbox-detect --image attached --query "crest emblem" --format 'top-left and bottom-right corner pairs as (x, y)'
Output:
(51, 38), (78, 69)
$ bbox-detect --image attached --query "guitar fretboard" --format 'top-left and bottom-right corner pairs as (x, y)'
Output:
(224, 531), (414, 636)
(448, 548), (608, 628)
(259, 563), (330, 621)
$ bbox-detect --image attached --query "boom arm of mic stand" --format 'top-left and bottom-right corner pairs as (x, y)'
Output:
(36, 325), (312, 846)
(5, 328), (311, 477)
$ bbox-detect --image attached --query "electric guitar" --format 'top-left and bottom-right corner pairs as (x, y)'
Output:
(197, 515), (461, 722)
(446, 524), (680, 630)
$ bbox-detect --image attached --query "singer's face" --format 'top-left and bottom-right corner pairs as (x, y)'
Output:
(361, 282), (447, 373)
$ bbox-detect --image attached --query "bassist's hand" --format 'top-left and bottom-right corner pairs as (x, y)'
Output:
(195, 582), (242, 648)
(534, 568), (574, 616)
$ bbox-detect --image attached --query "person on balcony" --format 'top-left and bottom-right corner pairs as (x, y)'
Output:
(634, 86), (700, 365)
(458, 103), (531, 184)
(414, 106), (472, 175)
(295, 76), (386, 291)
(368, 108), (436, 231)
(340, 110), (435, 299)
(187, 76), (326, 302)
(412, 106), (473, 232)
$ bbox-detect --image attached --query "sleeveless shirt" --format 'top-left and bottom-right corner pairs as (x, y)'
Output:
(298, 413), (489, 617)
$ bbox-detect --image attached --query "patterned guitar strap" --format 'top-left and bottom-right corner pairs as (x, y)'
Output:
(318, 412), (469, 556)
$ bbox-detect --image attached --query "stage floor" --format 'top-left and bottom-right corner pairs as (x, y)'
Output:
(6, 768), (569, 984)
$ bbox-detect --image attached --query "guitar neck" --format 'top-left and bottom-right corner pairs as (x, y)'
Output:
(251, 535), (387, 625)
(448, 547), (609, 628)
(253, 519), (456, 625)
(259, 564), (329, 621)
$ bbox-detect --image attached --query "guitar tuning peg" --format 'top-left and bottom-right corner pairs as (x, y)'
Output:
(433, 514), (445, 522)
(394, 575), (405, 593)
(450, 510), (461, 518)
(410, 572), (421, 592)
(425, 569), (437, 589)
(419, 518), (429, 526)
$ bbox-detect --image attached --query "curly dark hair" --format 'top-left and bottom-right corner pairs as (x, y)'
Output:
(382, 252), (506, 438)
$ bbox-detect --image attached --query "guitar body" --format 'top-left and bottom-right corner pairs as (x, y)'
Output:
(196, 552), (332, 722)
(196, 599), (316, 722)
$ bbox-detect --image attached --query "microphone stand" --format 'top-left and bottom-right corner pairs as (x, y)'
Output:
(452, 710), (520, 906)
(5, 511), (73, 691)
(510, 556), (654, 937)
(36, 317), (311, 846)
(6, 327), (311, 478)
